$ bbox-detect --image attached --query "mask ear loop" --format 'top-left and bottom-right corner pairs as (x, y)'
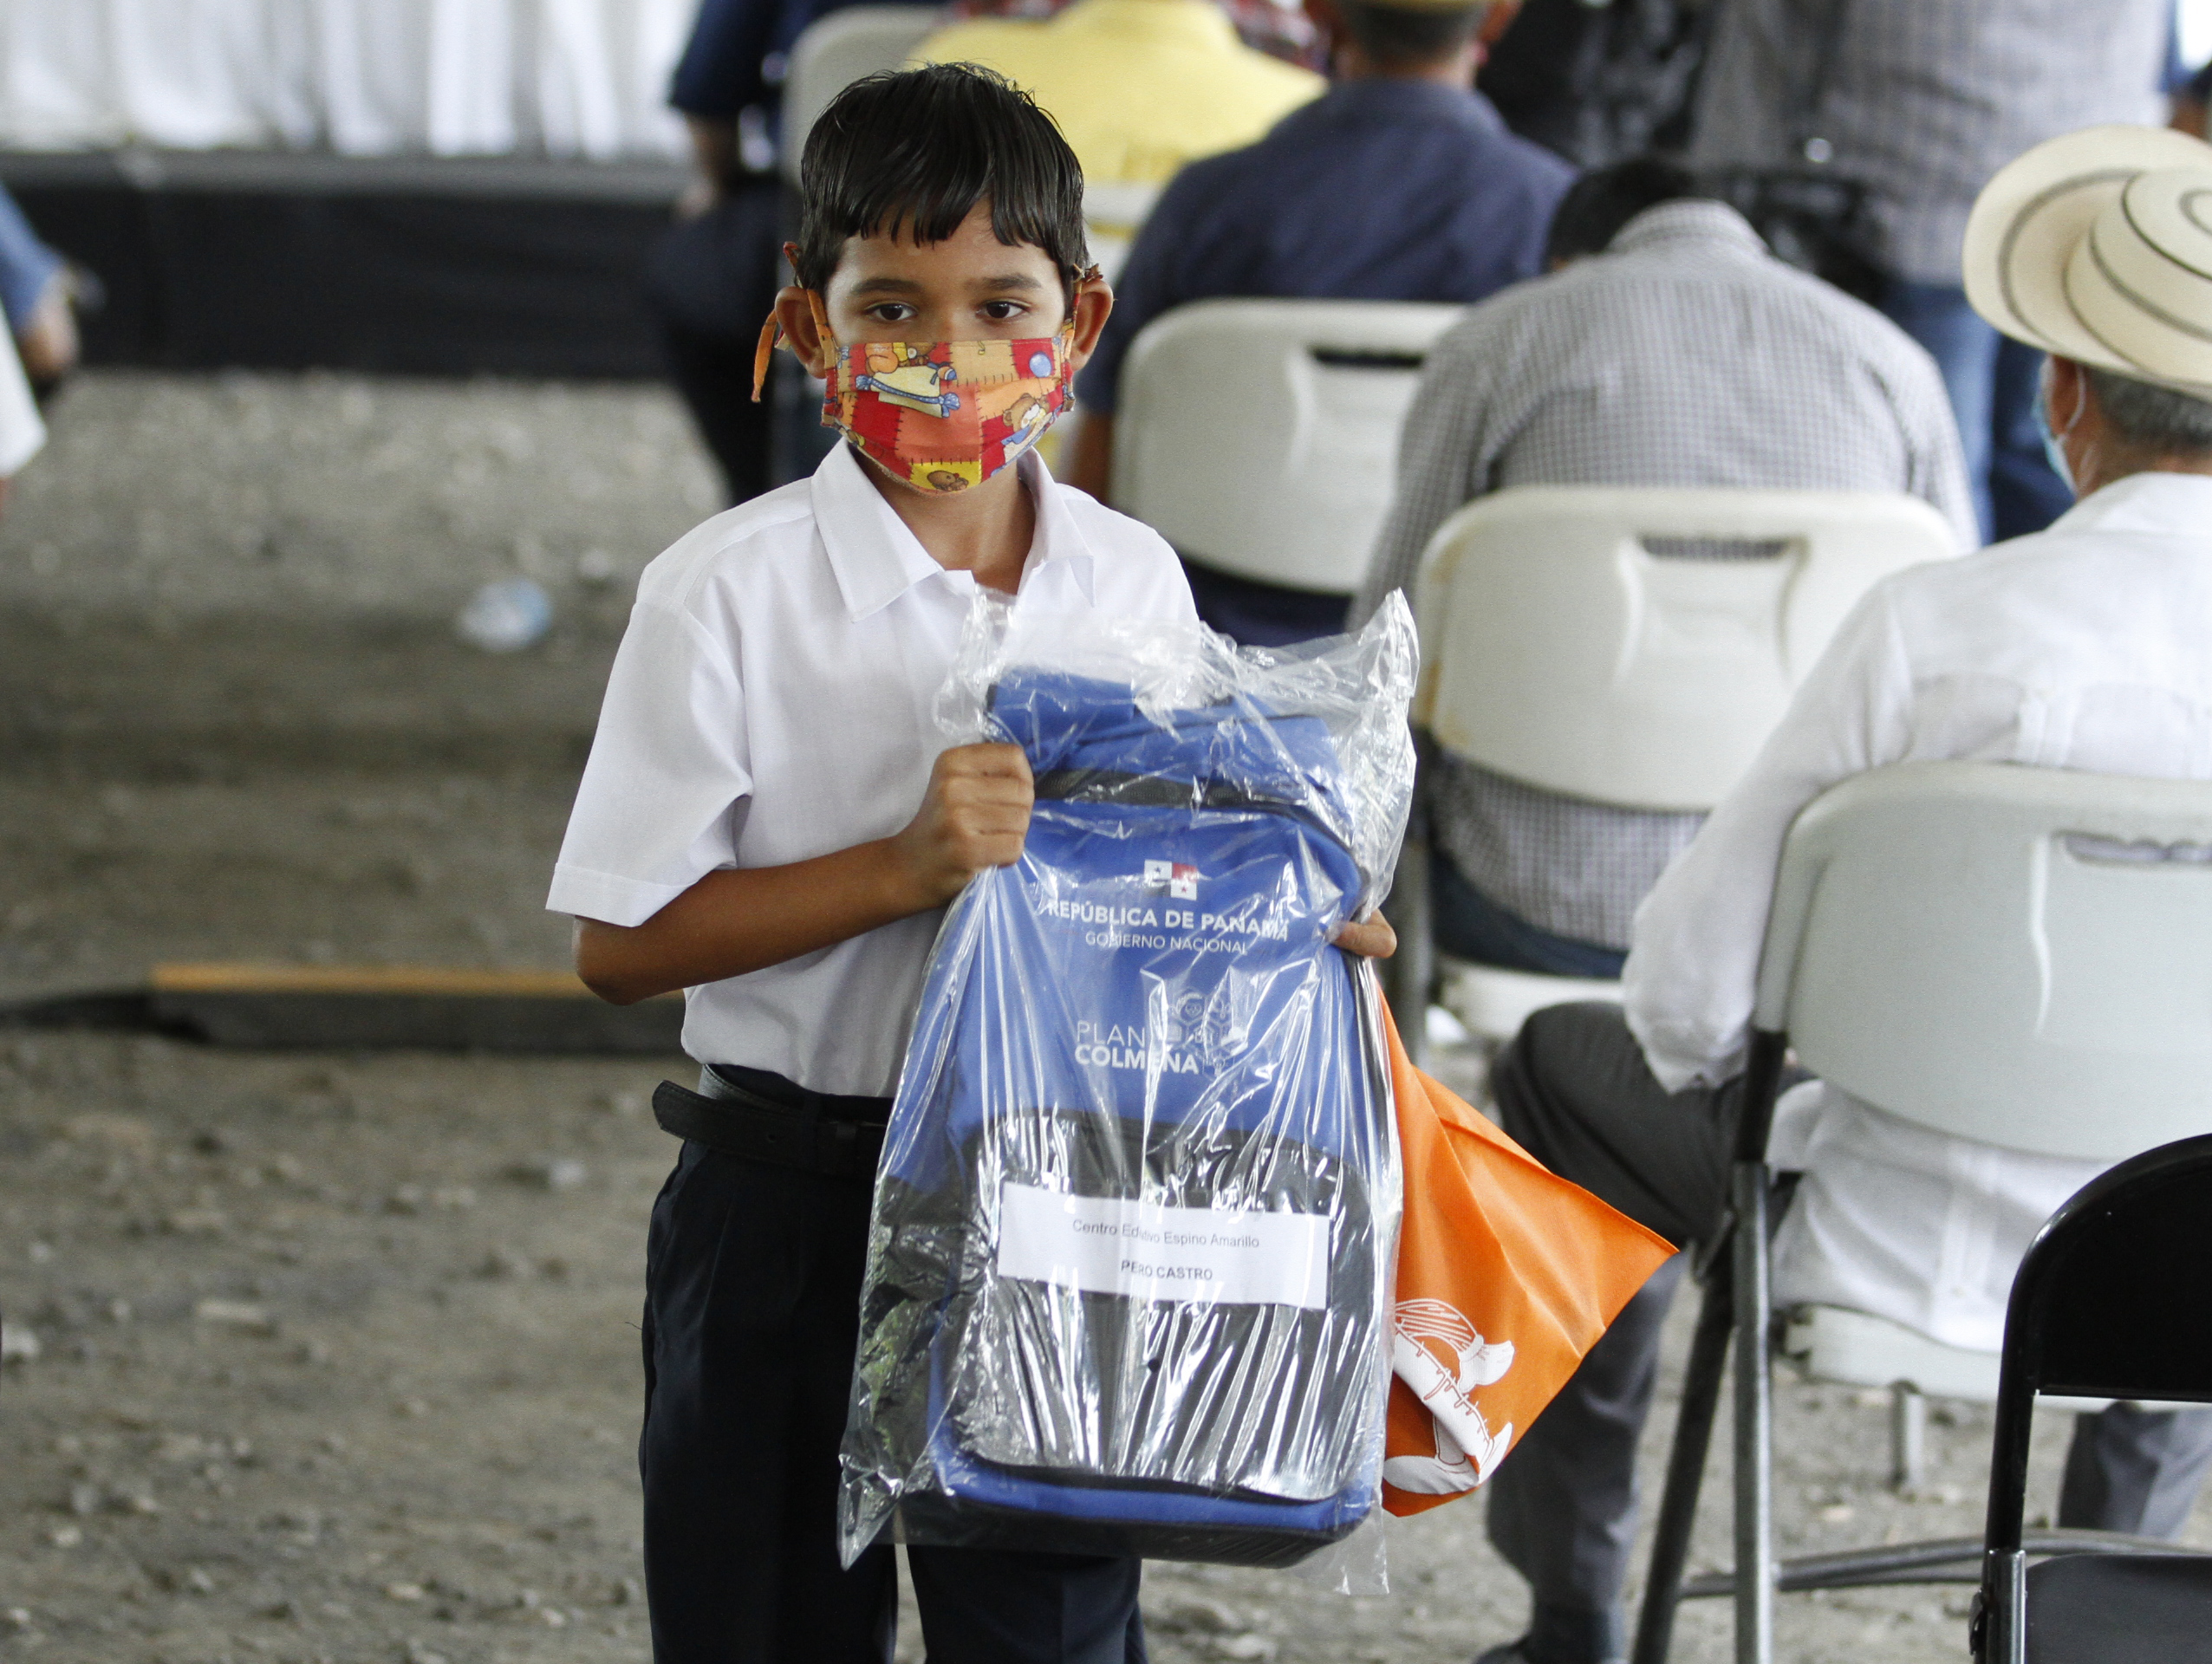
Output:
(1052, 263), (1105, 358)
(2039, 358), (2095, 492)
(751, 247), (837, 403)
(2056, 363), (2089, 439)
(750, 315), (780, 404)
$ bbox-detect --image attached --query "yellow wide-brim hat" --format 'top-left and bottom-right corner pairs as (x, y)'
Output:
(1962, 125), (2212, 399)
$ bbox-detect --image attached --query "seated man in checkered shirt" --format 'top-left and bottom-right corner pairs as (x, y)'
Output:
(1349, 158), (1976, 983)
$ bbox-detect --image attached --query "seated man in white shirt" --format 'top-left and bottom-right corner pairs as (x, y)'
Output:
(1470, 127), (2212, 1664)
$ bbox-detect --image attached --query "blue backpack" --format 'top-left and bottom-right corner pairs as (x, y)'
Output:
(842, 663), (1399, 1567)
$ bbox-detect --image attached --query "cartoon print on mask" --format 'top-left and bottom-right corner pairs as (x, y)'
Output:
(854, 343), (963, 418)
(997, 391), (1055, 439)
(921, 461), (986, 492)
(823, 332), (1073, 492)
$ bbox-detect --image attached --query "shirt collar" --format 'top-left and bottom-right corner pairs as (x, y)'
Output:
(2042, 470), (2212, 540)
(1023, 448), (1101, 607)
(1607, 199), (1769, 258)
(810, 440), (1097, 621)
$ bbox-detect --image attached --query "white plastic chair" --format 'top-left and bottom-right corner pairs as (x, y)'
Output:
(779, 5), (944, 182)
(1634, 761), (2212, 1664)
(1111, 298), (1465, 597)
(1081, 179), (1161, 283)
(1402, 486), (1960, 1050)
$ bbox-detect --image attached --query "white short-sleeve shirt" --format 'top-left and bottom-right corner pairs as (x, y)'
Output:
(548, 440), (1198, 1096)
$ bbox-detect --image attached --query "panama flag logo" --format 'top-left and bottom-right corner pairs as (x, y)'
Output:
(1143, 859), (1200, 900)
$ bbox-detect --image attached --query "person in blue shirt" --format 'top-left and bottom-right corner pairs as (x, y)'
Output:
(1061, 0), (1573, 644)
(667, 0), (836, 132)
(648, 0), (936, 504)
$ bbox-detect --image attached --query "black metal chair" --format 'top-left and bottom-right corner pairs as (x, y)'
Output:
(1972, 1133), (2212, 1661)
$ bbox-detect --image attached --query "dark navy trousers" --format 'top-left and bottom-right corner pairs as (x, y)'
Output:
(638, 1121), (1148, 1664)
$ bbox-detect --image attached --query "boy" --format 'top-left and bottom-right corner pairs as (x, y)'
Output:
(554, 62), (1261, 1664)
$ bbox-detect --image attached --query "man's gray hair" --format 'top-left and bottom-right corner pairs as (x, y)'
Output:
(2085, 367), (2212, 456)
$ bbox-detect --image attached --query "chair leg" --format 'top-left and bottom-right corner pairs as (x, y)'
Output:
(1975, 1547), (2027, 1664)
(1382, 834), (1435, 1069)
(1631, 1255), (1738, 1664)
(1732, 1160), (1775, 1664)
(1891, 1383), (1927, 1492)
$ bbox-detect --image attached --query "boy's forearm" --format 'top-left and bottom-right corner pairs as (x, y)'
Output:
(575, 839), (930, 1004)
(684, 115), (741, 193)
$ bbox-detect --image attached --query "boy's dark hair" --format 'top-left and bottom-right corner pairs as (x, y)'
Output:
(793, 63), (1090, 296)
(1543, 155), (1702, 265)
(1337, 0), (1487, 70)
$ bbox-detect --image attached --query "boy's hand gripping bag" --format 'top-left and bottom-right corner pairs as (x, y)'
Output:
(839, 597), (1419, 1568)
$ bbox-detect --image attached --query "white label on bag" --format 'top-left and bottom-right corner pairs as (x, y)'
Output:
(996, 1183), (1329, 1310)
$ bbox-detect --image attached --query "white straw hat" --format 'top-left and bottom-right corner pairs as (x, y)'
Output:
(1962, 125), (2212, 399)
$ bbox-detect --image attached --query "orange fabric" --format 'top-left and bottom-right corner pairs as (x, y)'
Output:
(751, 311), (780, 402)
(1378, 1001), (1674, 1517)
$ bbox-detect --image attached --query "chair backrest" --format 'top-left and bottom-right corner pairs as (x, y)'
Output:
(1413, 486), (1959, 810)
(2007, 1134), (2212, 1403)
(1082, 180), (1162, 283)
(1111, 298), (1465, 596)
(1753, 762), (2212, 1163)
(779, 5), (943, 181)
(1982, 1133), (2212, 1566)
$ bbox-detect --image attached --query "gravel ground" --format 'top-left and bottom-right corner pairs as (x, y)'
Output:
(2, 371), (2202, 1664)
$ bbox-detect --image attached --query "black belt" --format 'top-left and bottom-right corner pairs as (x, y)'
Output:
(652, 1068), (888, 1183)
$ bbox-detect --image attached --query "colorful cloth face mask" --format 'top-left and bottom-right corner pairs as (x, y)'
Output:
(754, 292), (1080, 494)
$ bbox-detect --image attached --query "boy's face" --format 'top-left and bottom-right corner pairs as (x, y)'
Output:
(776, 204), (1112, 381)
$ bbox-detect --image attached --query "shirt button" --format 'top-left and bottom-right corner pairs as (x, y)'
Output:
(1803, 136), (1834, 165)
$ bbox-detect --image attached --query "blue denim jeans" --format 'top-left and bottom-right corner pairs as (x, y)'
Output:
(0, 185), (60, 336)
(1431, 848), (1627, 980)
(1876, 276), (2073, 544)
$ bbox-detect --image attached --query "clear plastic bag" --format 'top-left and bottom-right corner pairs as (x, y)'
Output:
(838, 595), (1418, 1570)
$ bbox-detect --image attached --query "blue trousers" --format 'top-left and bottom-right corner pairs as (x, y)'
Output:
(1180, 558), (1350, 649)
(1430, 848), (1627, 981)
(1876, 276), (2073, 545)
(0, 184), (59, 336)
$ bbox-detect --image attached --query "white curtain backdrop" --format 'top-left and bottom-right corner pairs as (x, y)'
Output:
(2185, 0), (2212, 72)
(0, 0), (691, 159)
